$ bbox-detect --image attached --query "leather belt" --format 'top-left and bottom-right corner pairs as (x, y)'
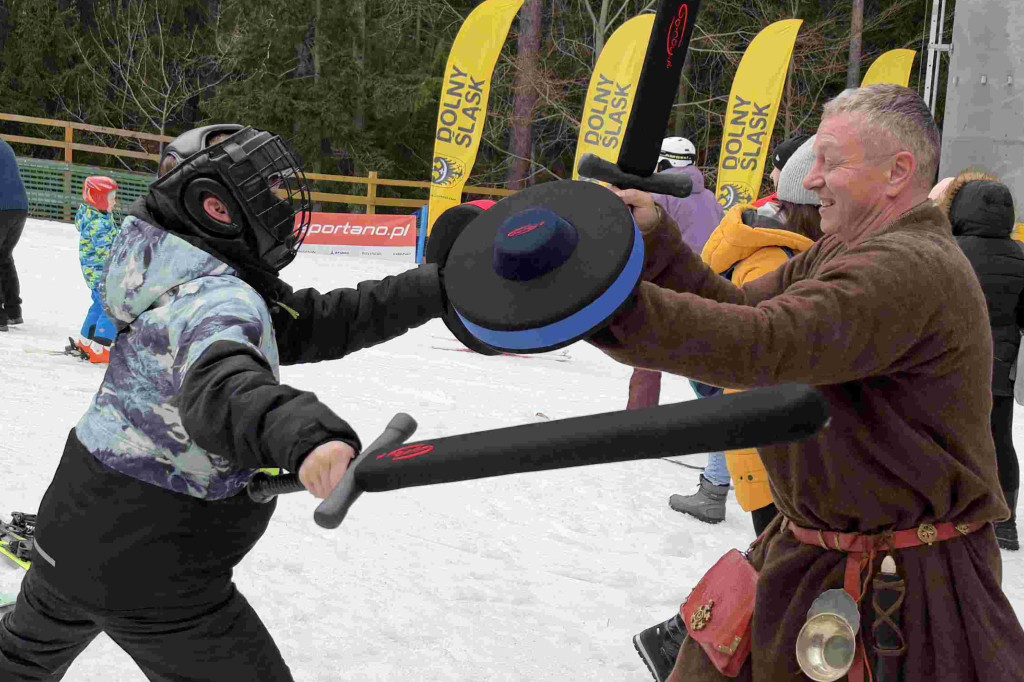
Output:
(783, 518), (987, 682)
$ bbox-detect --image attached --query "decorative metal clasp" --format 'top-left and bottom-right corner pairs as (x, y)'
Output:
(955, 523), (970, 536)
(716, 635), (743, 655)
(690, 600), (714, 631)
(917, 523), (938, 545)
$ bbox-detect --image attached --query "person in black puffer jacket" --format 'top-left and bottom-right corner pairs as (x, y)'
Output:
(938, 171), (1024, 550)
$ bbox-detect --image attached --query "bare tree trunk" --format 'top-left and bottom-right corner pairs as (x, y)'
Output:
(293, 12), (315, 164)
(594, 0), (610, 63)
(673, 50), (692, 136)
(313, 0), (327, 175)
(846, 0), (864, 88)
(508, 0), (543, 190)
(785, 55), (794, 138)
(784, 0), (801, 137)
(352, 0), (366, 133)
(0, 0), (12, 52)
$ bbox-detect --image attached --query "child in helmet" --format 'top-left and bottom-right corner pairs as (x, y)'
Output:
(0, 125), (451, 680)
(72, 176), (119, 363)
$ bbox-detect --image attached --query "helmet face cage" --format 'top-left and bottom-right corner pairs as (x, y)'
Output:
(211, 129), (312, 272)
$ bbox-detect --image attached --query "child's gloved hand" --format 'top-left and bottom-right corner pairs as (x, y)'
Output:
(298, 441), (357, 499)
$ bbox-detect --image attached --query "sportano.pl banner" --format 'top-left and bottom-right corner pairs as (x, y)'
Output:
(299, 213), (417, 262)
(714, 19), (802, 210)
(427, 0), (522, 235)
(862, 49), (917, 87)
(572, 14), (656, 179)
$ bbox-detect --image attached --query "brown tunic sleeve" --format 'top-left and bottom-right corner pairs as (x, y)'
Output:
(639, 212), (747, 304)
(595, 231), (956, 391)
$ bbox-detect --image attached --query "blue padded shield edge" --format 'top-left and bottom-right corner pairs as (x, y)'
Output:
(456, 222), (644, 352)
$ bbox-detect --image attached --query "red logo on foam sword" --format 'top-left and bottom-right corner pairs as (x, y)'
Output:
(377, 444), (434, 461)
(507, 222), (544, 238)
(665, 5), (689, 68)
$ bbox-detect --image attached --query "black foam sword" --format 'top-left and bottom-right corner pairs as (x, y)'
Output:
(248, 383), (829, 529)
(578, 0), (701, 199)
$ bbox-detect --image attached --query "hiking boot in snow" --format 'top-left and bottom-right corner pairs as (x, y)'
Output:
(996, 521), (1018, 551)
(668, 474), (728, 523)
(0, 322), (6, 332)
(633, 613), (687, 682)
(7, 317), (22, 325)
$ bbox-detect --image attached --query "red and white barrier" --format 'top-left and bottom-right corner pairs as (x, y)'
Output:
(298, 212), (417, 261)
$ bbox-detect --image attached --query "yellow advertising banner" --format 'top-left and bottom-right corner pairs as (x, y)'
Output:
(714, 19), (802, 210)
(862, 49), (917, 87)
(572, 14), (656, 179)
(427, 0), (522, 235)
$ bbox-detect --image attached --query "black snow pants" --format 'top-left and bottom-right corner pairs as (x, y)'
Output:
(0, 208), (27, 323)
(0, 568), (292, 681)
(0, 430), (293, 681)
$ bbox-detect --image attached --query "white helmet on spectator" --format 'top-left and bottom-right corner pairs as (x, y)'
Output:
(657, 137), (696, 171)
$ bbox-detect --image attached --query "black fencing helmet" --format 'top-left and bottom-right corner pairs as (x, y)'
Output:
(159, 123), (244, 175)
(148, 126), (312, 275)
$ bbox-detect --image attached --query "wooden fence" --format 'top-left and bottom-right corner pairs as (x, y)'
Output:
(0, 112), (514, 216)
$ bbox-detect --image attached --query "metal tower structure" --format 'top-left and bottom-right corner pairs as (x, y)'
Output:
(938, 0), (1023, 204)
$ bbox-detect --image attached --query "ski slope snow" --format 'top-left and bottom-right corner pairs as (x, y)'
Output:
(1, 218), (1022, 681)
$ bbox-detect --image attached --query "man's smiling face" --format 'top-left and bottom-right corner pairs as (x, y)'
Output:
(803, 114), (893, 241)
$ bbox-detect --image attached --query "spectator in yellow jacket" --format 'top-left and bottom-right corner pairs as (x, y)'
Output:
(698, 135), (823, 536)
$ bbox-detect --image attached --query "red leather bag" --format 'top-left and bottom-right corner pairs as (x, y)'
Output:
(681, 549), (759, 677)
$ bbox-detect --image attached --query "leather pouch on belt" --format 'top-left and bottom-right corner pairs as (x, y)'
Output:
(681, 548), (759, 677)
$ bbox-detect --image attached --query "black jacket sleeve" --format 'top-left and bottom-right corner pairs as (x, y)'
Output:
(180, 340), (361, 472)
(272, 264), (445, 365)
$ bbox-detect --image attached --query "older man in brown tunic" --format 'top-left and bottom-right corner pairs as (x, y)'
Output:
(600, 85), (1024, 681)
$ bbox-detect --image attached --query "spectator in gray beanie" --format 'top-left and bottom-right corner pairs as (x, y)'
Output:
(773, 135), (824, 241)
(0, 138), (28, 332)
(752, 133), (811, 214)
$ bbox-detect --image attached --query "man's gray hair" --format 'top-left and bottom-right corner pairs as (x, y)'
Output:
(822, 84), (940, 187)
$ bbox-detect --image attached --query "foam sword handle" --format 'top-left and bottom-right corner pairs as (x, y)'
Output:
(350, 383), (827, 495)
(577, 153), (693, 198)
(312, 412), (418, 529)
(246, 413), (418, 509)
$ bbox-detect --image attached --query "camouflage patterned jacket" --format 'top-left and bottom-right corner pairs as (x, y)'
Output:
(74, 214), (362, 500)
(75, 203), (119, 291)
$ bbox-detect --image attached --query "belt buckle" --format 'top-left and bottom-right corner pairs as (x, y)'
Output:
(917, 523), (939, 545)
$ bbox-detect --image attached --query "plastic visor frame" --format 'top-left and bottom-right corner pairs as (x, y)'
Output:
(454, 219), (645, 351)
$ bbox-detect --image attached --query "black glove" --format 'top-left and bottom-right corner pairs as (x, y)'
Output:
(425, 204), (502, 356)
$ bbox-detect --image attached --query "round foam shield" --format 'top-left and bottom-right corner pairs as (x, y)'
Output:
(443, 180), (643, 353)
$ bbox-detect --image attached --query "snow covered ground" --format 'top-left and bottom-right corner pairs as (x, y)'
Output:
(1, 217), (1023, 681)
